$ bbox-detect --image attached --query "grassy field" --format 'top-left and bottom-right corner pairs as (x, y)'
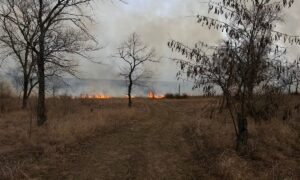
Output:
(0, 96), (299, 179)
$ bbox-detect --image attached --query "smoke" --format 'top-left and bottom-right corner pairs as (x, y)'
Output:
(1, 0), (299, 96)
(79, 0), (300, 82)
(79, 0), (222, 81)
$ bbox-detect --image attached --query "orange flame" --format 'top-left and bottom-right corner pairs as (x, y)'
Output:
(80, 93), (111, 99)
(147, 91), (164, 99)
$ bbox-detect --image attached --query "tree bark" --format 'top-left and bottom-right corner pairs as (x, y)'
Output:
(36, 0), (47, 126)
(37, 58), (46, 126)
(22, 78), (29, 109)
(236, 86), (248, 154)
(128, 76), (133, 108)
(37, 31), (47, 126)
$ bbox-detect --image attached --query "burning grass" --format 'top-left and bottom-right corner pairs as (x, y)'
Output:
(80, 92), (111, 99)
(147, 91), (165, 99)
(0, 96), (299, 179)
(78, 91), (165, 99)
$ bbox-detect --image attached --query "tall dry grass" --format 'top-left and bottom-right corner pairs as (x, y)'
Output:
(0, 95), (299, 179)
(0, 96), (145, 179)
(181, 96), (300, 179)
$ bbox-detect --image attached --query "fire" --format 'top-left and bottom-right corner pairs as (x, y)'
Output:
(80, 93), (111, 99)
(147, 91), (164, 99)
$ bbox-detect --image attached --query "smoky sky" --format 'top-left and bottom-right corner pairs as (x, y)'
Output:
(77, 0), (300, 81)
(79, 0), (221, 81)
(1, 0), (299, 82)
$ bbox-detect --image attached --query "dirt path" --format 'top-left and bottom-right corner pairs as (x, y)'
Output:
(53, 101), (191, 179)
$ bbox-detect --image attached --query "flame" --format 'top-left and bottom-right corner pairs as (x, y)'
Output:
(147, 91), (164, 99)
(80, 93), (111, 99)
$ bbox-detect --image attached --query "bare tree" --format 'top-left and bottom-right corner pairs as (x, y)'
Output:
(34, 0), (97, 126)
(168, 0), (298, 153)
(117, 33), (157, 107)
(0, 0), (97, 125)
(0, 1), (39, 108)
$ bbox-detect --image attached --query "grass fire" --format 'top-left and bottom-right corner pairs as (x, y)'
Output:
(147, 91), (165, 99)
(0, 0), (300, 179)
(80, 93), (111, 99)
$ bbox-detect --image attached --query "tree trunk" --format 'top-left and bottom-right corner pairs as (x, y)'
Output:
(236, 86), (248, 154)
(37, 32), (47, 126)
(22, 78), (29, 109)
(236, 112), (248, 154)
(128, 79), (133, 108)
(37, 59), (46, 126)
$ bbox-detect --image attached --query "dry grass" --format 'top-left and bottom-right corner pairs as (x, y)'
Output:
(181, 96), (300, 179)
(0, 97), (145, 179)
(0, 96), (299, 179)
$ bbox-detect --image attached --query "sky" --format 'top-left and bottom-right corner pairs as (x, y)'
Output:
(1, 0), (299, 83)
(75, 0), (300, 82)
(78, 0), (221, 81)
